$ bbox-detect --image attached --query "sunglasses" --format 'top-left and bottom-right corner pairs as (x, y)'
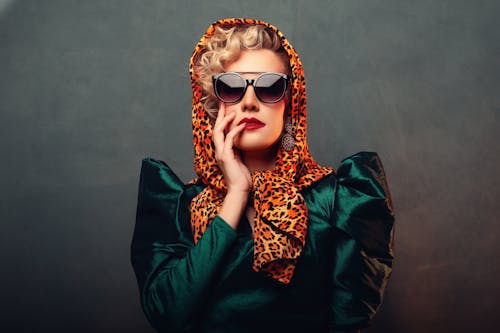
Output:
(212, 72), (290, 104)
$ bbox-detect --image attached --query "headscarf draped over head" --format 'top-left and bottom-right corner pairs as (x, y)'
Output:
(189, 18), (334, 285)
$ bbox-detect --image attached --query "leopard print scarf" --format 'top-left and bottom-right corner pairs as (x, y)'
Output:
(189, 18), (334, 285)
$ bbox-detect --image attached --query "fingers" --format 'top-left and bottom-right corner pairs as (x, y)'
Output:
(214, 112), (235, 135)
(214, 102), (225, 127)
(211, 105), (252, 193)
(213, 104), (231, 151)
(213, 104), (241, 159)
(223, 123), (245, 155)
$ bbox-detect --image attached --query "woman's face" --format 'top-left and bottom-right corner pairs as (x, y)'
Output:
(222, 49), (288, 154)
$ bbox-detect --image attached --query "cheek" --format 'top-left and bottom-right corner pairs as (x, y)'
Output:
(224, 105), (237, 116)
(225, 106), (238, 121)
(269, 103), (286, 134)
(276, 102), (286, 124)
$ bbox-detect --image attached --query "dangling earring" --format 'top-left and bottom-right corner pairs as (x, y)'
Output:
(281, 118), (295, 151)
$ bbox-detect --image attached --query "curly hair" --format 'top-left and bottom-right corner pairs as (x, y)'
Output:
(195, 24), (291, 120)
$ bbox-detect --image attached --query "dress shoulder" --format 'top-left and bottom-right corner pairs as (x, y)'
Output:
(134, 157), (204, 242)
(131, 158), (203, 285)
(138, 157), (184, 200)
(329, 151), (395, 330)
(333, 151), (395, 260)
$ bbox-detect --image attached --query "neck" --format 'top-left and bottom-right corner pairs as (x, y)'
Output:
(241, 145), (278, 173)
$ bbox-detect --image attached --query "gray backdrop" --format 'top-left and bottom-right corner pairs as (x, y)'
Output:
(1, 0), (499, 332)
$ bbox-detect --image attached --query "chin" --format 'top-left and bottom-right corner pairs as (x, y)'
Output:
(235, 139), (280, 153)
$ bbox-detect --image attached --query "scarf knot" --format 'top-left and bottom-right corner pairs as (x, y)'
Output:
(250, 170), (308, 284)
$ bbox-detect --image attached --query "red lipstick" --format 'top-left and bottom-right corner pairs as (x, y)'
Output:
(238, 117), (265, 130)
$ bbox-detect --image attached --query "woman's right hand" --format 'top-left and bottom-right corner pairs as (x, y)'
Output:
(212, 103), (252, 194)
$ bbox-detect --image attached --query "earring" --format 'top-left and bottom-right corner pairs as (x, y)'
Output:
(281, 119), (295, 151)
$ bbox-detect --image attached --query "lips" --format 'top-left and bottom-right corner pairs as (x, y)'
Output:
(238, 117), (265, 130)
(238, 117), (265, 126)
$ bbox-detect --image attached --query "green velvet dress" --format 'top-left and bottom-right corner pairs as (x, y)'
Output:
(130, 151), (395, 333)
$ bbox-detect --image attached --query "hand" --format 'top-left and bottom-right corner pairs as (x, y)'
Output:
(212, 103), (252, 194)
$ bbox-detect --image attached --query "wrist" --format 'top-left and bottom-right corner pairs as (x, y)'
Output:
(218, 190), (249, 230)
(226, 188), (251, 199)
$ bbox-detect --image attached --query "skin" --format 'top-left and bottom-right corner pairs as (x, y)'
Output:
(213, 49), (288, 231)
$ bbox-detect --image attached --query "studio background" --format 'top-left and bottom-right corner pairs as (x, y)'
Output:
(1, 1), (498, 332)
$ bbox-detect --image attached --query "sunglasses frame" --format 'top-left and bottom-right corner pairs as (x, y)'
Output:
(212, 71), (290, 104)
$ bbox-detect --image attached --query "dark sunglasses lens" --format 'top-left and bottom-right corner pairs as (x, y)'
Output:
(216, 73), (245, 102)
(255, 74), (286, 102)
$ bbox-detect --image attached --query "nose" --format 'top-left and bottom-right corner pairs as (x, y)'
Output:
(240, 85), (259, 112)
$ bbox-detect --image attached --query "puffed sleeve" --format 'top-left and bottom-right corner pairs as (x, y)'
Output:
(329, 152), (395, 332)
(130, 158), (238, 333)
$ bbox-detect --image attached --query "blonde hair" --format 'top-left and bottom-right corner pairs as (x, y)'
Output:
(195, 25), (291, 120)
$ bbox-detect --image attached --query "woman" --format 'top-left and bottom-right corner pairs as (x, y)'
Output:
(131, 18), (395, 333)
